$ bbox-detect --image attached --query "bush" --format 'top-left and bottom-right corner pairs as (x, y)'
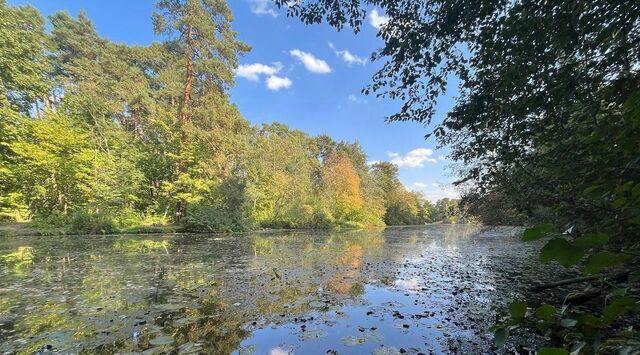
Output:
(309, 209), (334, 229)
(31, 211), (69, 228)
(181, 202), (246, 233)
(68, 209), (116, 235)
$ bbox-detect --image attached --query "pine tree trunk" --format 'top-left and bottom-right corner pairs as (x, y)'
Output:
(175, 20), (195, 224)
(180, 21), (194, 145)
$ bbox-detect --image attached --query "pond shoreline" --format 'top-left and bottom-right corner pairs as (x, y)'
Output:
(0, 221), (488, 238)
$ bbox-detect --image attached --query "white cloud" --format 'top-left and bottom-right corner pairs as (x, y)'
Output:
(235, 62), (282, 81)
(328, 42), (367, 66)
(290, 49), (332, 74)
(348, 93), (368, 104)
(266, 75), (292, 91)
(249, 0), (278, 17)
(367, 160), (381, 166)
(388, 148), (437, 168)
(369, 9), (389, 30)
(236, 62), (292, 91)
(411, 182), (460, 202)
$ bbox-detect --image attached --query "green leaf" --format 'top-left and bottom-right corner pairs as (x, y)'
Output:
(509, 301), (527, 319)
(522, 223), (555, 241)
(535, 304), (556, 322)
(560, 318), (577, 328)
(494, 326), (509, 347)
(540, 238), (584, 267)
(583, 252), (629, 274)
(538, 348), (570, 355)
(574, 233), (609, 248)
(575, 313), (602, 328)
(602, 297), (638, 324)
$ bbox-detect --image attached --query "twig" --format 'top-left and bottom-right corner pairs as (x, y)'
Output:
(531, 271), (628, 292)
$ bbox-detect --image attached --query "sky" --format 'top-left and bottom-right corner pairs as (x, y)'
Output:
(9, 0), (461, 202)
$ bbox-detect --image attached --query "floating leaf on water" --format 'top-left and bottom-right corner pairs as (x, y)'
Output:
(173, 317), (197, 326)
(154, 303), (183, 311)
(494, 327), (508, 347)
(363, 329), (384, 343)
(178, 342), (202, 354)
(238, 344), (256, 355)
(149, 335), (174, 346)
(308, 301), (326, 308)
(299, 327), (326, 340)
(342, 335), (366, 346)
(560, 318), (577, 328)
(373, 346), (402, 355)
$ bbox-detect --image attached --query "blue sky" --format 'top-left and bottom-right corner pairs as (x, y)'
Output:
(9, 0), (460, 201)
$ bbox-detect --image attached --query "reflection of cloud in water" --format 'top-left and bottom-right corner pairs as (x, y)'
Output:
(394, 277), (419, 290)
(269, 347), (292, 355)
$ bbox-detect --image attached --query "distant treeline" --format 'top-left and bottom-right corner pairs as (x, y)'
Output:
(0, 2), (469, 233)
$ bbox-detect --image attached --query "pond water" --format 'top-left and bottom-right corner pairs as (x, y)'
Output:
(0, 225), (557, 354)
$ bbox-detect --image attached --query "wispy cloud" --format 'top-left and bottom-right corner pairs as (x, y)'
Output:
(290, 49), (332, 74)
(348, 94), (368, 104)
(266, 75), (292, 91)
(328, 42), (367, 66)
(369, 9), (389, 30)
(235, 62), (291, 91)
(388, 148), (437, 167)
(411, 182), (460, 202)
(248, 0), (278, 17)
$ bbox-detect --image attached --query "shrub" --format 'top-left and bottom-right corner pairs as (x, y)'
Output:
(68, 209), (116, 235)
(309, 209), (334, 229)
(181, 202), (246, 233)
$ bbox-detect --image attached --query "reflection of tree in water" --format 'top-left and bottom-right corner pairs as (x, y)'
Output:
(326, 244), (364, 296)
(249, 230), (386, 312)
(0, 230), (395, 353)
(94, 298), (250, 354)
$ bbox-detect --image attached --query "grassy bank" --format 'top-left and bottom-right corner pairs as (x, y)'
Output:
(0, 222), (183, 237)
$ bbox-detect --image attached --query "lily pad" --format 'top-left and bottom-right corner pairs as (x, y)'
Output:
(342, 335), (366, 346)
(299, 328), (326, 340)
(149, 335), (174, 346)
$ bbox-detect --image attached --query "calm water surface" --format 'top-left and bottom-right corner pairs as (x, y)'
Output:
(0, 225), (555, 354)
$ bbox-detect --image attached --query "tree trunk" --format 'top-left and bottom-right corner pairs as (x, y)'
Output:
(180, 21), (194, 145)
(175, 20), (195, 223)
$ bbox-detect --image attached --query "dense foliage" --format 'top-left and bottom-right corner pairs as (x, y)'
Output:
(275, 0), (640, 352)
(0, 0), (463, 234)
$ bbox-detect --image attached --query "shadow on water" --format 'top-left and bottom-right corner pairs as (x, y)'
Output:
(0, 225), (557, 354)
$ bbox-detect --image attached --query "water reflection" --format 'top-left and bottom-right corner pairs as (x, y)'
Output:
(0, 225), (553, 354)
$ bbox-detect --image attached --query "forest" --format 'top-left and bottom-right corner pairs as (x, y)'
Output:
(0, 1), (470, 236)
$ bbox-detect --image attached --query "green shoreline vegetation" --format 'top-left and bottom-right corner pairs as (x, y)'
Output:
(0, 1), (472, 236)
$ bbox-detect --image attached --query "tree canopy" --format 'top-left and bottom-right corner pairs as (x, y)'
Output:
(0, 0), (459, 232)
